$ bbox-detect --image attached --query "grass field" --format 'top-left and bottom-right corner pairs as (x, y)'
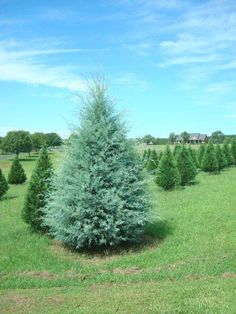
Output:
(0, 151), (236, 313)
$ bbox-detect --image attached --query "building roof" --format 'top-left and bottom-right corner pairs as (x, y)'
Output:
(176, 133), (208, 141)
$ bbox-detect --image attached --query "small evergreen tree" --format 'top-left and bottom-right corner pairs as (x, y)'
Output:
(147, 148), (151, 160)
(230, 140), (236, 165)
(43, 81), (150, 249)
(8, 155), (27, 184)
(188, 146), (199, 168)
(198, 144), (205, 167)
(201, 142), (218, 173)
(22, 147), (53, 232)
(173, 144), (181, 157)
(146, 149), (158, 172)
(176, 145), (197, 185)
(215, 144), (227, 170)
(155, 146), (180, 190)
(222, 142), (234, 166)
(0, 168), (9, 199)
(142, 150), (147, 161)
(158, 151), (163, 162)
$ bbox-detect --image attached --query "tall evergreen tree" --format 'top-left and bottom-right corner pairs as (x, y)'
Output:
(43, 81), (150, 249)
(146, 149), (158, 172)
(215, 144), (227, 170)
(22, 148), (53, 232)
(198, 144), (205, 167)
(155, 145), (180, 190)
(8, 155), (27, 184)
(222, 142), (234, 166)
(201, 142), (218, 173)
(230, 140), (236, 165)
(176, 145), (197, 185)
(0, 168), (9, 199)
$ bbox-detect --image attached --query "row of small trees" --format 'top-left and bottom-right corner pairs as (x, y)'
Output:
(143, 140), (236, 190)
(0, 131), (62, 156)
(0, 147), (53, 235)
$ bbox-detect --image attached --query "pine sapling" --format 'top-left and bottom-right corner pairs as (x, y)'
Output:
(22, 147), (53, 232)
(0, 168), (9, 199)
(176, 145), (197, 185)
(201, 142), (218, 173)
(156, 145), (180, 190)
(8, 155), (27, 184)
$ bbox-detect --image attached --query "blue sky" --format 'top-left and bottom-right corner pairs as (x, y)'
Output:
(0, 0), (236, 138)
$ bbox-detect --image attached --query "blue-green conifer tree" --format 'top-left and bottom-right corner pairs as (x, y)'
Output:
(43, 81), (150, 249)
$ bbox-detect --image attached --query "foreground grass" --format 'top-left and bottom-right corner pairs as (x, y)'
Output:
(0, 152), (236, 313)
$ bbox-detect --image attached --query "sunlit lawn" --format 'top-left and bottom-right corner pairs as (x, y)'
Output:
(0, 150), (235, 313)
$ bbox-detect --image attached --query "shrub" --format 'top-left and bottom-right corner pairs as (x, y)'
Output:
(22, 147), (53, 232)
(146, 149), (158, 172)
(43, 80), (150, 249)
(222, 142), (234, 166)
(215, 144), (227, 170)
(155, 145), (180, 190)
(8, 155), (27, 184)
(176, 145), (197, 185)
(230, 140), (236, 165)
(0, 168), (9, 199)
(201, 142), (218, 173)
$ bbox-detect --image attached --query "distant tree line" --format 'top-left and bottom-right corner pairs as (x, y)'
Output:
(0, 131), (63, 155)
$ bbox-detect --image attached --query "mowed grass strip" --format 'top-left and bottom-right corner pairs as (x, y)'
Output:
(0, 151), (236, 313)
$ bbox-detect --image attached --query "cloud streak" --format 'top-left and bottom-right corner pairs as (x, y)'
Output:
(0, 39), (92, 91)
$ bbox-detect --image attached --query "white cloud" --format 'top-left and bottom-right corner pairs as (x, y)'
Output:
(0, 39), (89, 91)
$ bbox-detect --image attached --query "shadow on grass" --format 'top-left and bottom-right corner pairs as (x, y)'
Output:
(55, 219), (174, 259)
(18, 158), (38, 162)
(1, 194), (18, 201)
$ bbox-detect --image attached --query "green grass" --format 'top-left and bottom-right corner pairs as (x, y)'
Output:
(0, 151), (236, 313)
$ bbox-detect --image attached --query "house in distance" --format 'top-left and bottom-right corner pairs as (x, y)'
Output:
(175, 133), (208, 144)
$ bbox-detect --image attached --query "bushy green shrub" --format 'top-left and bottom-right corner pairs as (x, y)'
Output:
(201, 142), (218, 173)
(0, 168), (9, 199)
(155, 145), (180, 190)
(22, 147), (53, 232)
(222, 142), (234, 166)
(176, 145), (197, 185)
(8, 155), (27, 184)
(215, 144), (227, 170)
(43, 81), (150, 249)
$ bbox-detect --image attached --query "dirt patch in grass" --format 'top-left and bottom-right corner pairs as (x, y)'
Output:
(17, 271), (57, 280)
(50, 236), (162, 266)
(113, 267), (143, 275)
(221, 272), (236, 279)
